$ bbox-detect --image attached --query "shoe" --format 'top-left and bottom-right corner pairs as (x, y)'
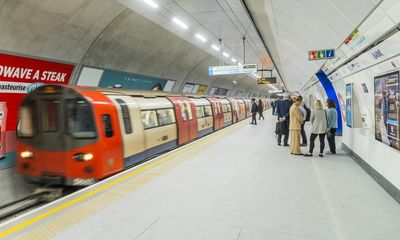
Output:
(293, 153), (303, 156)
(277, 143), (281, 146)
(304, 153), (312, 157)
(283, 144), (289, 147)
(319, 153), (324, 157)
(326, 151), (336, 155)
(300, 143), (307, 146)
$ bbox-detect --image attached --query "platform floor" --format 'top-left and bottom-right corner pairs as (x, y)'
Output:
(1, 113), (400, 240)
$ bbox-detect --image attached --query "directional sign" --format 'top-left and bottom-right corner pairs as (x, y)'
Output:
(258, 77), (277, 84)
(208, 64), (257, 76)
(309, 49), (335, 61)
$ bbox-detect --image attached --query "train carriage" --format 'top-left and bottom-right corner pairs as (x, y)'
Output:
(17, 85), (254, 186)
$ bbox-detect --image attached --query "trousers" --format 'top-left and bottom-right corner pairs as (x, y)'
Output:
(327, 128), (337, 153)
(301, 123), (307, 144)
(277, 120), (289, 145)
(290, 130), (301, 154)
(309, 133), (326, 154)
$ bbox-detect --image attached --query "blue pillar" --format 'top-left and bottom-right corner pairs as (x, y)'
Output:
(315, 69), (343, 135)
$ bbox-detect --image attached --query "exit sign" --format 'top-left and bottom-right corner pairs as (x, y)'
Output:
(309, 49), (335, 60)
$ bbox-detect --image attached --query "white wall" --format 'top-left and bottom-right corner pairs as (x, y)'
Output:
(304, 0), (400, 190)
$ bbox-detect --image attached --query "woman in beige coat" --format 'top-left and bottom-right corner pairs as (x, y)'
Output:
(289, 97), (303, 155)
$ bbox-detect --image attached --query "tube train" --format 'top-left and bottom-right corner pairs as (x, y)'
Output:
(17, 85), (270, 186)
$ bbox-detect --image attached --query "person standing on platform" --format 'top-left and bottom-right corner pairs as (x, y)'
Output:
(326, 99), (338, 155)
(271, 101), (276, 115)
(276, 95), (292, 146)
(297, 96), (309, 146)
(304, 100), (328, 157)
(250, 98), (258, 125)
(289, 97), (303, 155)
(258, 99), (265, 120)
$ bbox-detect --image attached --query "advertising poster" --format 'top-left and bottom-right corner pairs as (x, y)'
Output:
(98, 69), (175, 92)
(345, 83), (353, 127)
(181, 83), (207, 94)
(374, 71), (400, 150)
(0, 53), (74, 168)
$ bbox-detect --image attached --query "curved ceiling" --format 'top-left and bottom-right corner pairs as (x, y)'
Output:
(245, 0), (381, 91)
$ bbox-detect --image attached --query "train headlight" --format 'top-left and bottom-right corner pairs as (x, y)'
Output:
(73, 153), (94, 162)
(20, 151), (34, 159)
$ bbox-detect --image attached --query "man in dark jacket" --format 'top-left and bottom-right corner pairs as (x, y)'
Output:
(276, 95), (292, 146)
(250, 98), (258, 125)
(271, 101), (276, 115)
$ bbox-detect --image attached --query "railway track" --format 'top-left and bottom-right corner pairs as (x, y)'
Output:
(0, 187), (65, 223)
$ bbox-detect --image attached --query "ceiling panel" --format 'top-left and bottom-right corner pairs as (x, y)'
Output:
(245, 0), (380, 91)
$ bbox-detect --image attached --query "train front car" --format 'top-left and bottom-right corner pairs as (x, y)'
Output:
(17, 85), (124, 186)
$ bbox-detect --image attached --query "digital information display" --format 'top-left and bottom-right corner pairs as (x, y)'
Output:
(208, 64), (257, 76)
(374, 71), (400, 151)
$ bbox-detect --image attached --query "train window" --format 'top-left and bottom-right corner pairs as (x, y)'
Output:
(115, 99), (133, 134)
(102, 114), (114, 138)
(17, 105), (34, 138)
(222, 104), (228, 113)
(41, 100), (59, 132)
(141, 110), (159, 129)
(204, 105), (212, 117)
(185, 102), (193, 120)
(157, 109), (176, 126)
(66, 99), (97, 139)
(227, 104), (232, 112)
(195, 106), (204, 118)
(178, 101), (187, 121)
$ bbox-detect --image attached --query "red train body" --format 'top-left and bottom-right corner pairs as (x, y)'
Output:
(17, 85), (269, 186)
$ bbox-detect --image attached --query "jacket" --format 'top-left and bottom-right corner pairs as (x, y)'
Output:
(310, 109), (328, 134)
(251, 102), (258, 113)
(326, 108), (338, 129)
(289, 105), (303, 130)
(298, 104), (307, 120)
(276, 99), (292, 120)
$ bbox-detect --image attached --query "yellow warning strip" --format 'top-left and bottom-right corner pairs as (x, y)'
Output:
(0, 120), (245, 238)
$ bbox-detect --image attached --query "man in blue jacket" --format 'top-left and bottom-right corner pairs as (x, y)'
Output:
(276, 94), (292, 146)
(251, 98), (258, 125)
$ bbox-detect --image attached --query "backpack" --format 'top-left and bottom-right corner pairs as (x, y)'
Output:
(304, 105), (311, 122)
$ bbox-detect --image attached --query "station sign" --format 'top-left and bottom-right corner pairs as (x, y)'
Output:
(257, 77), (277, 84)
(208, 64), (257, 76)
(309, 49), (335, 60)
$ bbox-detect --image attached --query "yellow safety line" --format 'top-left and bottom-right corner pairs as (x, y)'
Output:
(0, 121), (245, 238)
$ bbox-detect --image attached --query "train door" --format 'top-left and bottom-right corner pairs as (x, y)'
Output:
(0, 102), (7, 159)
(36, 96), (67, 175)
(93, 102), (124, 177)
(168, 97), (190, 145)
(207, 98), (219, 130)
(183, 98), (198, 140)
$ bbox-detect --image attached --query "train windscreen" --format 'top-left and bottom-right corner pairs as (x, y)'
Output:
(66, 99), (97, 139)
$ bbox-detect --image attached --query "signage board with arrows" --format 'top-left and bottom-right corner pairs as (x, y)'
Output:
(309, 49), (335, 60)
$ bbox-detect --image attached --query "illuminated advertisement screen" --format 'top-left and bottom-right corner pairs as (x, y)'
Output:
(374, 71), (400, 150)
(345, 83), (353, 127)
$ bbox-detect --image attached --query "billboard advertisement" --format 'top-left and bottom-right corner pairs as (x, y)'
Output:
(0, 53), (74, 168)
(374, 71), (400, 150)
(182, 83), (207, 94)
(345, 83), (353, 127)
(98, 69), (175, 92)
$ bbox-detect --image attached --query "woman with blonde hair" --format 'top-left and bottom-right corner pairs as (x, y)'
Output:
(289, 97), (303, 155)
(304, 100), (328, 157)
